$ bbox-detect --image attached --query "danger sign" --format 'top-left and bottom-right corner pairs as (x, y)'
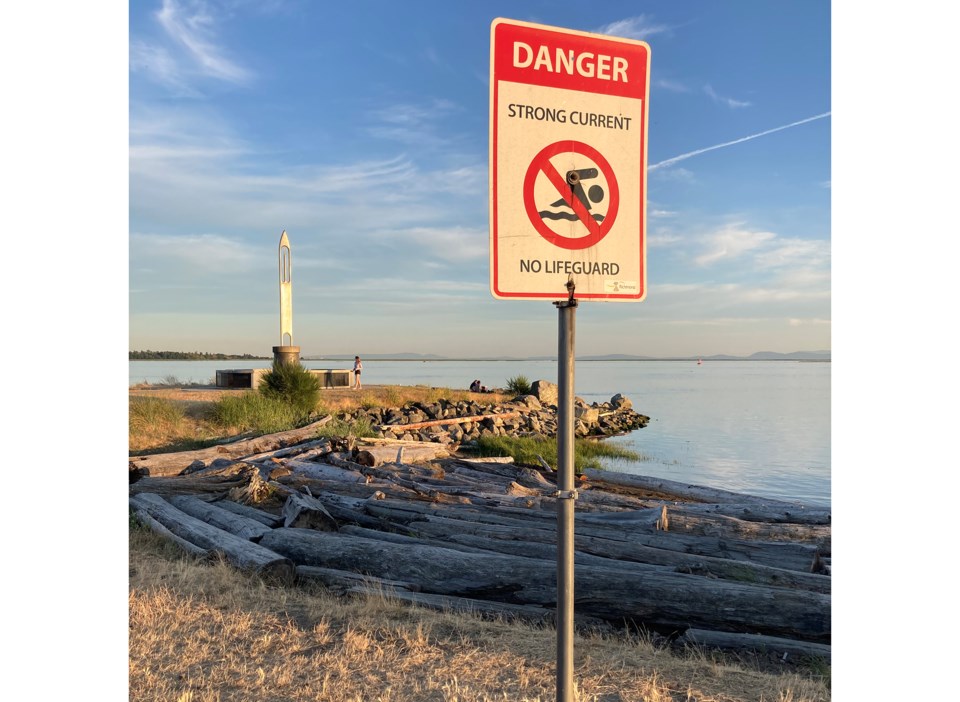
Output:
(489, 18), (650, 301)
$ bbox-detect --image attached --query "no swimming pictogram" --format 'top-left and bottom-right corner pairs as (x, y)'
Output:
(522, 140), (620, 250)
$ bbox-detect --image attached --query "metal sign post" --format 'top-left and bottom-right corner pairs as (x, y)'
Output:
(488, 18), (649, 702)
(554, 280), (577, 702)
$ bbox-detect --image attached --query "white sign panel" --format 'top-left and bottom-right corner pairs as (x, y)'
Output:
(489, 18), (651, 301)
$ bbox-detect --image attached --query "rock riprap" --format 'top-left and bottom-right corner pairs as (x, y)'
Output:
(336, 380), (650, 445)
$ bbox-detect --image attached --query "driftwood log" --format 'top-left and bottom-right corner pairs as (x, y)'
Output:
(258, 528), (829, 642)
(395, 513), (830, 595)
(129, 431), (832, 656)
(378, 411), (522, 433)
(677, 628), (831, 662)
(129, 417), (333, 477)
(346, 585), (584, 625)
(280, 490), (339, 531)
(130, 493), (294, 583)
(131, 507), (211, 559)
(168, 494), (274, 540)
(355, 443), (451, 467)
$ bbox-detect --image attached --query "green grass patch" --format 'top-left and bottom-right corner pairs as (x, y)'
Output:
(473, 435), (641, 473)
(211, 392), (303, 435)
(315, 417), (379, 439)
(129, 396), (186, 432)
(128, 396), (216, 453)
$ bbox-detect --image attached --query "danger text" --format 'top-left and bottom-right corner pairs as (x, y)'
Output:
(507, 103), (632, 130)
(520, 260), (621, 275)
(513, 41), (628, 82)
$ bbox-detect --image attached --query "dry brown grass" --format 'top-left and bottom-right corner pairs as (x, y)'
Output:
(129, 528), (829, 702)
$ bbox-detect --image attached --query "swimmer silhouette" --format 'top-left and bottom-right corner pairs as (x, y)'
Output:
(540, 167), (605, 222)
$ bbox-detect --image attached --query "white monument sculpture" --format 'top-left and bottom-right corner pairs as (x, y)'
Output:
(273, 230), (300, 366)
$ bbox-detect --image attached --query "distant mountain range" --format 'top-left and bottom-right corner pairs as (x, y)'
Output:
(303, 351), (831, 362)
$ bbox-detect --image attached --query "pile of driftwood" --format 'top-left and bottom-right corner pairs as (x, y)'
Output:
(129, 418), (831, 663)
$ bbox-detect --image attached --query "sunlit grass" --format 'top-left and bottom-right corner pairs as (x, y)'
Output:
(128, 524), (831, 702)
(473, 434), (642, 473)
(315, 416), (379, 439)
(129, 395), (185, 430)
(211, 391), (312, 435)
(128, 396), (213, 453)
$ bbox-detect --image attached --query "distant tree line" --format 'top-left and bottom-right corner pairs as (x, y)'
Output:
(129, 350), (270, 360)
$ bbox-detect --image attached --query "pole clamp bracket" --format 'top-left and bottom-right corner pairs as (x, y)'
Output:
(554, 489), (579, 500)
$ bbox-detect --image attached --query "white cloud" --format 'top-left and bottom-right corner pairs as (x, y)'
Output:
(663, 316), (763, 327)
(128, 101), (491, 274)
(595, 15), (671, 40)
(372, 100), (459, 127)
(130, 113), (415, 196)
(694, 224), (776, 266)
(774, 267), (831, 290)
(704, 84), (751, 109)
(154, 0), (253, 85)
(130, 39), (194, 94)
(648, 232), (684, 248)
(288, 156), (419, 194)
(653, 78), (690, 93)
(366, 99), (464, 148)
(753, 237), (831, 270)
(131, 232), (260, 271)
(377, 226), (488, 262)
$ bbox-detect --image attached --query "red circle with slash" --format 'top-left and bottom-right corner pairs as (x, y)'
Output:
(522, 140), (619, 250)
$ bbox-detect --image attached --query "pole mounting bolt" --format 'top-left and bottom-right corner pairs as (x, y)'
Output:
(566, 170), (580, 186)
(554, 489), (579, 500)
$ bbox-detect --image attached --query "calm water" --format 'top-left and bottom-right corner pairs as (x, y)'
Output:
(129, 359), (830, 508)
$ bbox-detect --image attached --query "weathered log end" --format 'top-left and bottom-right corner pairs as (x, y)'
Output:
(809, 551), (831, 575)
(253, 558), (297, 585)
(282, 491), (339, 531)
(228, 471), (275, 506)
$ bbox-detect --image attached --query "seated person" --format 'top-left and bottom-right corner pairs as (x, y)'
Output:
(470, 379), (481, 392)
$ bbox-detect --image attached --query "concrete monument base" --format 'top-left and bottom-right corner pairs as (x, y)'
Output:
(272, 345), (301, 366)
(216, 367), (352, 389)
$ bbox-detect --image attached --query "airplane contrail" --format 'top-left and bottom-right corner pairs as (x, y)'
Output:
(647, 112), (831, 171)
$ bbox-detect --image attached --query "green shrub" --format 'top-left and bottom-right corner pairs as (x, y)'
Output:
(212, 392), (301, 434)
(505, 374), (532, 395)
(257, 361), (321, 419)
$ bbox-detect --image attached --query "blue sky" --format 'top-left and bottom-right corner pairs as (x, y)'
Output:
(127, 0), (831, 358)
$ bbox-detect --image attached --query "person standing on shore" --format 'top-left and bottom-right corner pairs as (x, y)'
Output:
(352, 356), (363, 390)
